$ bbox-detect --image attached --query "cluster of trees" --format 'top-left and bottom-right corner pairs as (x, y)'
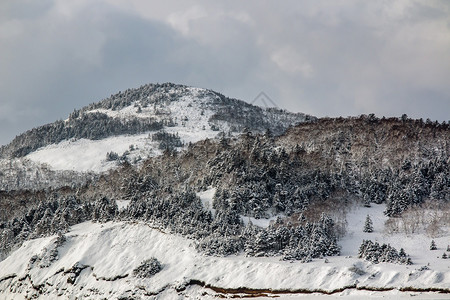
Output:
(282, 116), (449, 216)
(115, 127), (447, 260)
(151, 131), (184, 150)
(121, 181), (341, 259)
(0, 185), (341, 262)
(382, 158), (449, 217)
(2, 112), (162, 158)
(132, 257), (162, 278)
(195, 213), (340, 260)
(84, 83), (186, 112)
(248, 214), (340, 261)
(0, 196), (118, 260)
(0, 159), (95, 192)
(321, 156), (449, 218)
(205, 139), (334, 219)
(106, 151), (120, 161)
(358, 240), (412, 265)
(208, 100), (312, 136)
(124, 190), (214, 238)
(209, 137), (448, 220)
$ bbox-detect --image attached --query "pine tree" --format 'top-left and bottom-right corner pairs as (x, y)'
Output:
(405, 257), (413, 265)
(442, 253), (448, 259)
(363, 194), (371, 207)
(430, 240), (437, 250)
(363, 215), (374, 233)
(34, 208), (54, 237)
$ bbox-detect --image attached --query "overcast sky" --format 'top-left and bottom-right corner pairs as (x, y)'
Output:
(1, 0), (449, 146)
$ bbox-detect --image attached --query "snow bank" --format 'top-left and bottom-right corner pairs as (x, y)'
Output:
(1, 219), (448, 299)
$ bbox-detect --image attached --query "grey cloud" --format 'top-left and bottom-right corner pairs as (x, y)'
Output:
(0, 0), (53, 20)
(1, 0), (449, 146)
(0, 2), (265, 145)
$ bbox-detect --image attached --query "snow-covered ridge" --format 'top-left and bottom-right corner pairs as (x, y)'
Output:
(0, 214), (448, 299)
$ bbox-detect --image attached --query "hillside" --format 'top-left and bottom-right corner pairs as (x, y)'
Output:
(1, 217), (449, 299)
(279, 116), (448, 170)
(0, 85), (449, 299)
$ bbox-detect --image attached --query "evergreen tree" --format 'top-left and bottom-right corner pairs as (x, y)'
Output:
(34, 208), (54, 237)
(91, 197), (118, 223)
(363, 194), (371, 207)
(404, 257), (413, 265)
(363, 215), (374, 233)
(430, 240), (437, 250)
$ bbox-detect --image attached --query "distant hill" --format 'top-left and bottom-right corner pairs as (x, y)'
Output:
(0, 83), (313, 160)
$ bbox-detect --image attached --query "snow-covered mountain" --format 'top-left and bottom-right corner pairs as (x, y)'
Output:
(0, 83), (312, 189)
(0, 84), (449, 299)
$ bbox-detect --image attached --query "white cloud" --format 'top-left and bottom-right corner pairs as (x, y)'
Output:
(271, 47), (314, 78)
(167, 6), (207, 36)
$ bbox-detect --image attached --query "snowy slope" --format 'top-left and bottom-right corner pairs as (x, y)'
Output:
(0, 157), (95, 191)
(25, 88), (223, 173)
(1, 204), (449, 299)
(25, 134), (159, 173)
(21, 85), (308, 174)
(341, 203), (450, 272)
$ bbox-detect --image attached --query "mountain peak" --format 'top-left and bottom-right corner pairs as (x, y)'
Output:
(0, 83), (313, 177)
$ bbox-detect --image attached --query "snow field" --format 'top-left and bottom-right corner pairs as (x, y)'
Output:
(25, 134), (160, 173)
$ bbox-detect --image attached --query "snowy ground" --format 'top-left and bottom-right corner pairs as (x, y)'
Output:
(248, 292), (450, 299)
(197, 187), (217, 215)
(341, 203), (450, 270)
(26, 134), (159, 173)
(1, 204), (448, 299)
